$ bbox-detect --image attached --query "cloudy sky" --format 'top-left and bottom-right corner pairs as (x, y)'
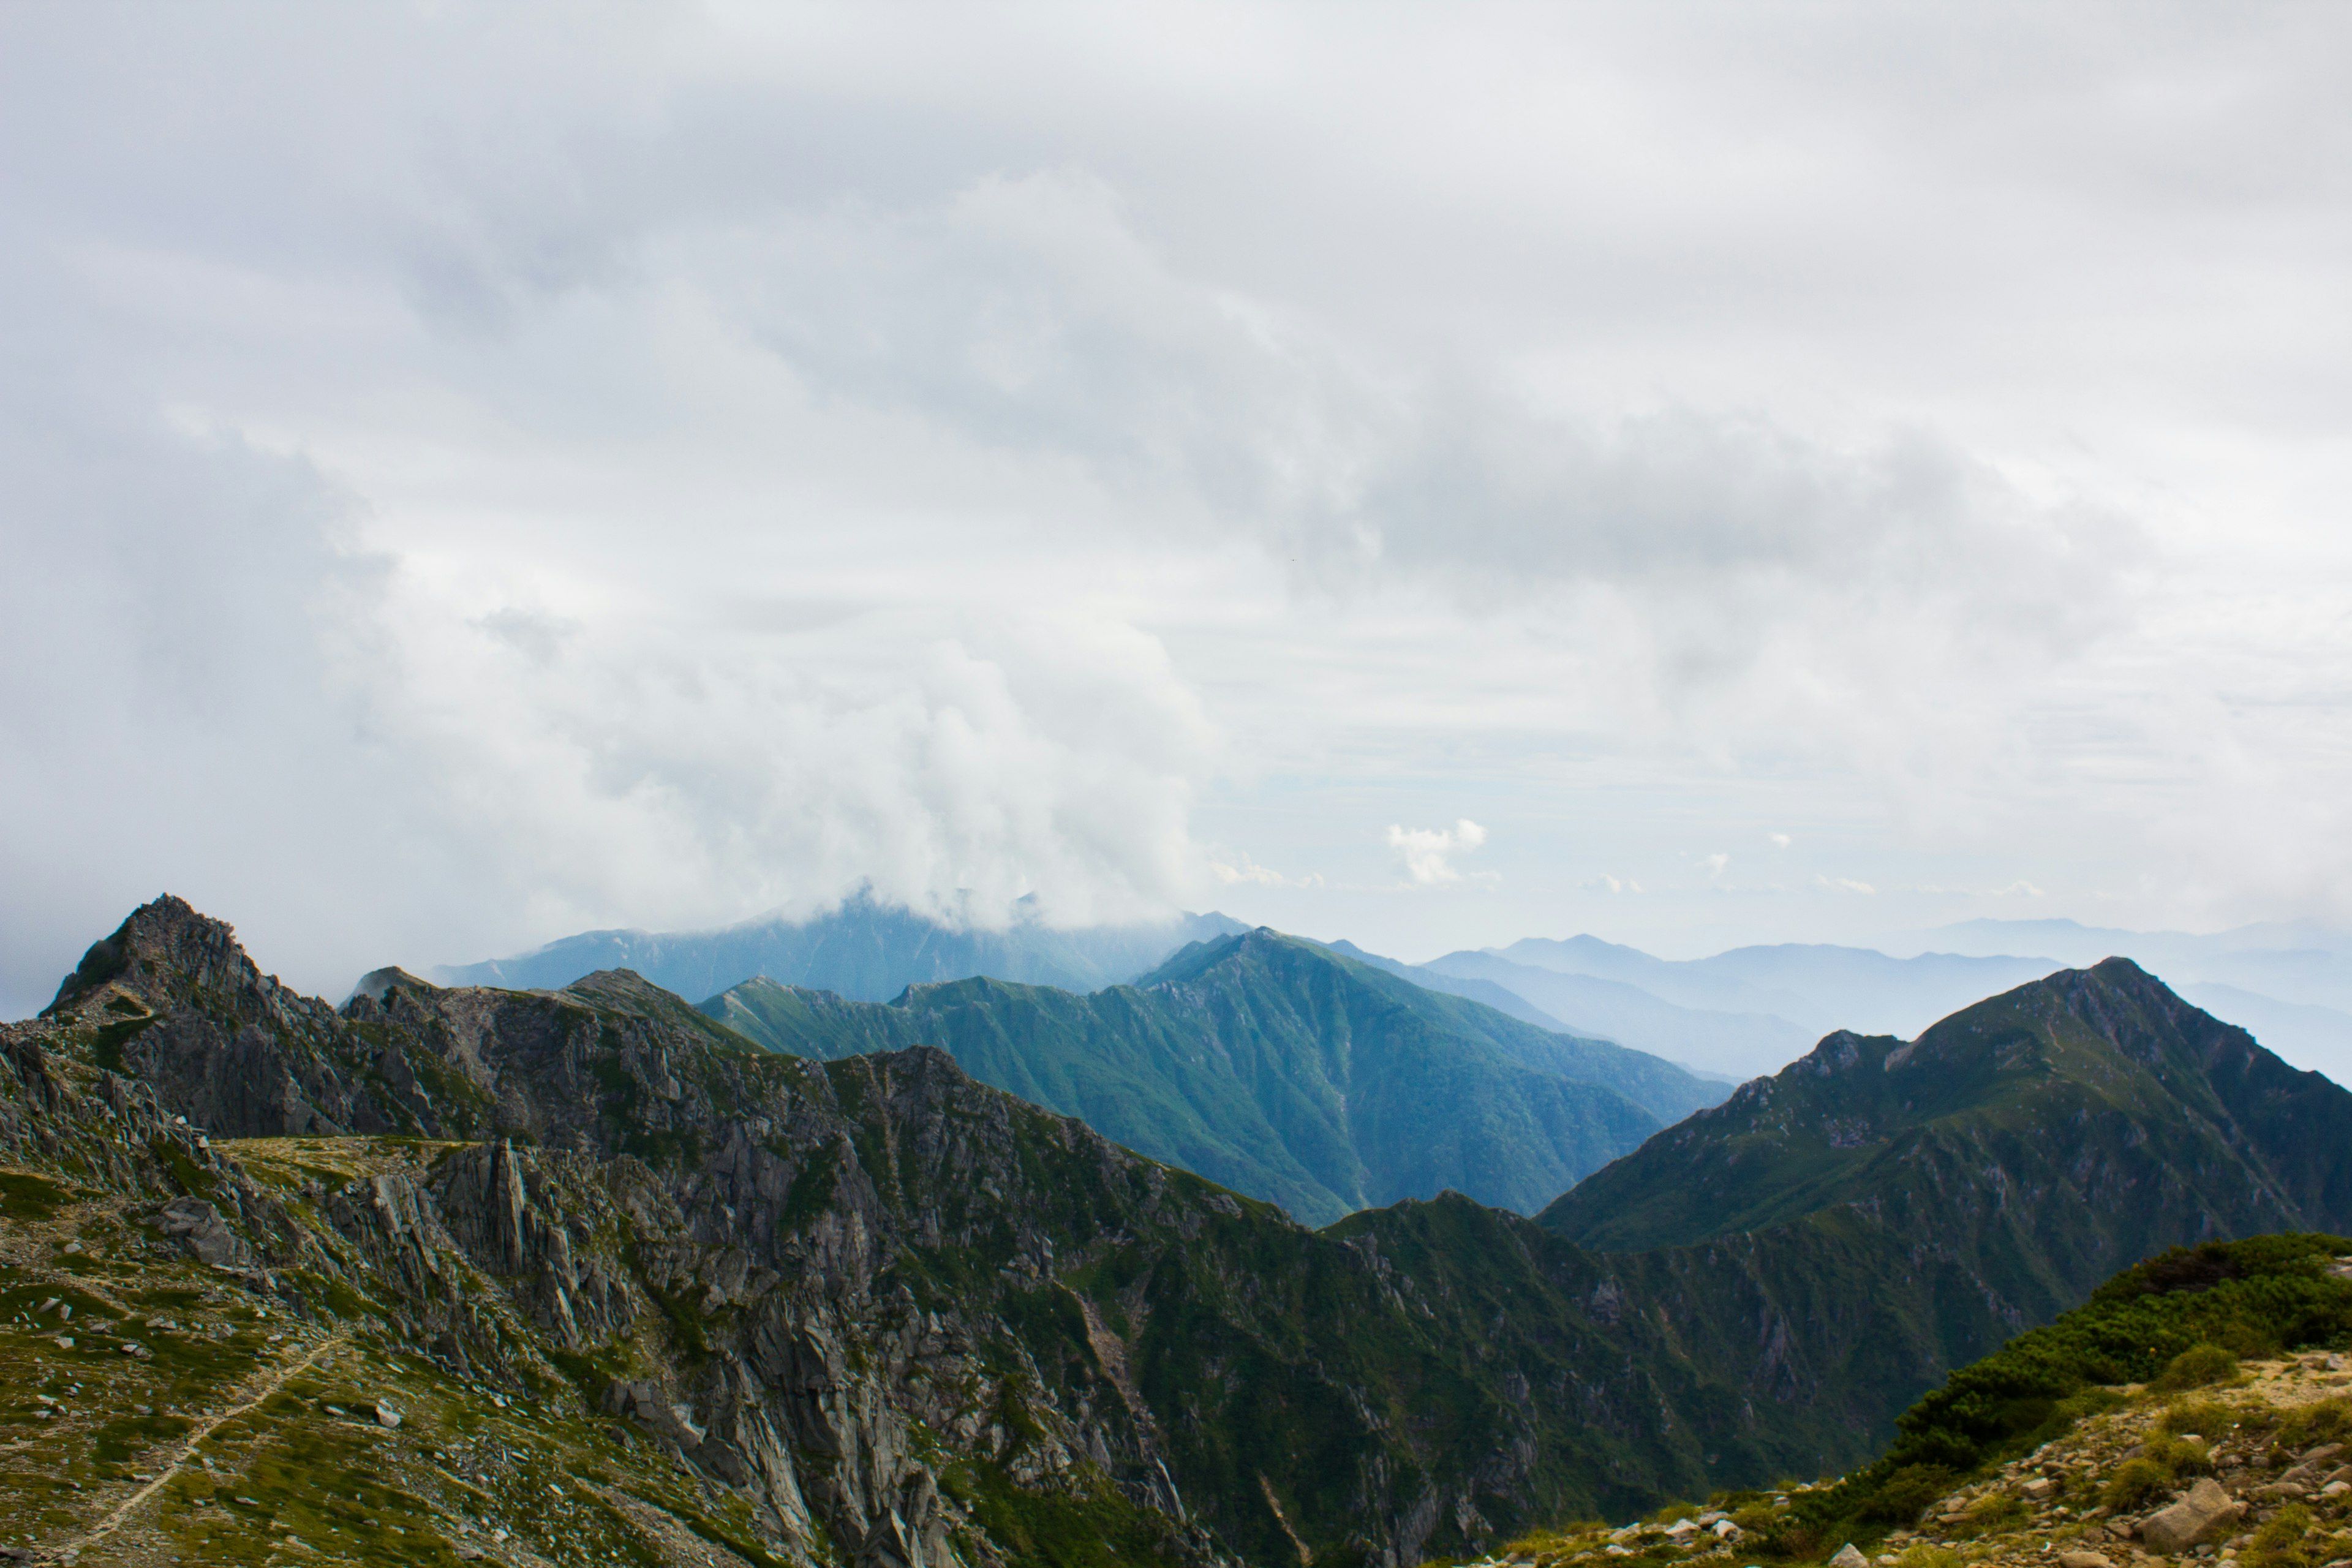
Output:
(4, 1), (2350, 1012)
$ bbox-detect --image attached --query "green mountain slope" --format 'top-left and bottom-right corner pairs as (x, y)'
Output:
(704, 927), (1722, 1223)
(1537, 959), (2352, 1406)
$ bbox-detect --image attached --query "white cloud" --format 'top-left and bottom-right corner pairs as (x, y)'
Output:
(1386, 820), (1491, 885)
(1815, 875), (1880, 895)
(6, 2), (2352, 1001)
(1209, 853), (1316, 888)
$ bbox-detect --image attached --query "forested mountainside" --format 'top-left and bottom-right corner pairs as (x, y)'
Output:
(701, 929), (1724, 1224)
(9, 898), (2352, 1567)
(435, 893), (1247, 1003)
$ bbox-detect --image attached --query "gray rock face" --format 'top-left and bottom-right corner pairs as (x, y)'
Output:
(153, 1196), (254, 1268)
(2139, 1479), (2243, 1553)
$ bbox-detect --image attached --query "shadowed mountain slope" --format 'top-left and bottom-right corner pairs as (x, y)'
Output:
(704, 928), (1724, 1224)
(1541, 958), (2352, 1341)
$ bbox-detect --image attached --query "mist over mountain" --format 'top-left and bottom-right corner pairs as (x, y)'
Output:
(433, 891), (1246, 1003)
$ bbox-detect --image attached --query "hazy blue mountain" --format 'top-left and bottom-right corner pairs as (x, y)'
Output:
(1493, 934), (2062, 1039)
(1313, 937), (1580, 1032)
(704, 927), (1728, 1224)
(432, 889), (1246, 1001)
(1920, 916), (2352, 1013)
(1422, 948), (1811, 1078)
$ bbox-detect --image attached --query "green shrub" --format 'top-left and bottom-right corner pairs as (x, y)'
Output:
(1893, 1547), (1964, 1568)
(2103, 1457), (2174, 1512)
(2154, 1344), (2241, 1391)
(2250, 1502), (2316, 1568)
(2159, 1399), (2237, 1438)
(2272, 1396), (2352, 1458)
(1960, 1494), (2025, 1534)
(1861, 1466), (1954, 1526)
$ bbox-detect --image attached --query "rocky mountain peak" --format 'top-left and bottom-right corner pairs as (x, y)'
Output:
(42, 891), (270, 1019)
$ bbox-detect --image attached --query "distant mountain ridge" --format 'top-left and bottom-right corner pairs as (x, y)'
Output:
(433, 891), (1246, 1001)
(1491, 934), (2062, 1038)
(704, 927), (1727, 1224)
(1419, 948), (1804, 1079)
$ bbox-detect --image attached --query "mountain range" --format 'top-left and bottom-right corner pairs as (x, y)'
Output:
(15, 895), (2352, 1566)
(701, 928), (1726, 1224)
(432, 902), (2352, 1087)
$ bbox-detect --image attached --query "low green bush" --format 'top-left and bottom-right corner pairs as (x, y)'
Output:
(2102, 1457), (2174, 1512)
(2158, 1398), (2237, 1438)
(2249, 1501), (2316, 1568)
(2155, 1343), (2241, 1391)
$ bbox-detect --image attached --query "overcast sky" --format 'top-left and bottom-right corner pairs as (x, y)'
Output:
(5, 2), (2351, 1012)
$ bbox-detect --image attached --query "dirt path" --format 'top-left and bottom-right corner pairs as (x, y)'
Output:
(57, 1330), (349, 1557)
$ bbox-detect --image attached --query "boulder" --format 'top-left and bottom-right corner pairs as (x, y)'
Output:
(2058, 1552), (2109, 1568)
(153, 1196), (254, 1269)
(2139, 1480), (2243, 1554)
(1830, 1545), (1869, 1568)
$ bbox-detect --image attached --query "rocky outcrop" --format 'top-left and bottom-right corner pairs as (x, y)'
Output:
(2138, 1478), (2243, 1553)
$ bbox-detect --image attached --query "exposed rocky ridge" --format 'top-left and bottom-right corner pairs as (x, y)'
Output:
(0, 895), (1886, 1566)
(704, 929), (1720, 1224)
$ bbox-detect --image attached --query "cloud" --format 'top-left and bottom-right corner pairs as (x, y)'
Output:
(6, 1), (2352, 1000)
(1815, 875), (1879, 895)
(1387, 820), (1490, 885)
(1768, 833), (1792, 849)
(1207, 851), (1319, 888)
